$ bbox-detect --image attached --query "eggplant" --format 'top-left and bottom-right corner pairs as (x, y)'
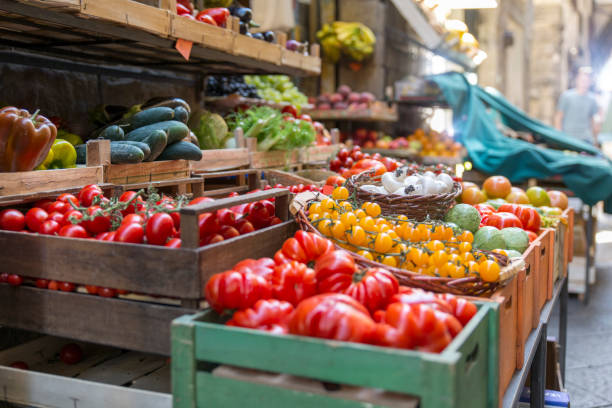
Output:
(263, 31), (276, 43)
(239, 21), (248, 34)
(230, 7), (252, 23)
(252, 32), (264, 41)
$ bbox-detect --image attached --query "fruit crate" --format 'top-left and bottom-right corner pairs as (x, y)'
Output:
(534, 229), (554, 313)
(0, 188), (293, 355)
(551, 212), (570, 282)
(196, 169), (261, 198)
(564, 207), (575, 264)
(0, 166), (104, 202)
(171, 303), (499, 408)
(0, 335), (171, 408)
(301, 144), (343, 166)
(463, 274), (518, 404)
(191, 148), (250, 172)
(516, 241), (538, 367)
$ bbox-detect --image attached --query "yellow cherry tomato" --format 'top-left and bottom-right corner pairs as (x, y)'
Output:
(431, 225), (446, 240)
(309, 213), (320, 221)
(458, 242), (472, 252)
(449, 264), (466, 279)
(467, 261), (480, 276)
(458, 231), (474, 243)
(374, 232), (393, 253)
(317, 219), (333, 236)
(340, 212), (358, 227)
(430, 250), (449, 267)
(492, 249), (508, 257)
(354, 209), (366, 219)
(331, 222), (347, 240)
(479, 260), (501, 282)
(462, 252), (475, 263)
(357, 250), (374, 261)
(359, 216), (376, 231)
(382, 256), (398, 267)
(332, 186), (350, 200)
(365, 202), (382, 217)
(339, 201), (353, 211)
(448, 253), (461, 265)
(425, 240), (445, 252)
(321, 198), (335, 211)
(347, 225), (367, 247)
(308, 202), (322, 214)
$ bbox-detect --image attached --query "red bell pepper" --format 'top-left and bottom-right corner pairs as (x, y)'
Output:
(196, 8), (229, 26)
(176, 3), (191, 15)
(177, 0), (193, 13)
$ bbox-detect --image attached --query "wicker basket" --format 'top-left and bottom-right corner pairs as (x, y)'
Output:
(294, 204), (520, 297)
(345, 170), (462, 220)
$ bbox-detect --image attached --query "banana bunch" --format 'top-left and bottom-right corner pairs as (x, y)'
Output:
(317, 21), (376, 63)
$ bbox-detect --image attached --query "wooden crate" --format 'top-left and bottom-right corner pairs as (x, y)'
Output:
(565, 207), (574, 264)
(114, 177), (204, 197)
(170, 13), (235, 53)
(197, 169), (261, 198)
(171, 304), (498, 408)
(535, 229), (554, 311)
(0, 188), (293, 354)
(0, 166), (104, 199)
(191, 148), (250, 172)
(80, 0), (172, 37)
(301, 144), (342, 165)
(0, 335), (171, 408)
(263, 169), (320, 187)
(517, 242), (538, 368)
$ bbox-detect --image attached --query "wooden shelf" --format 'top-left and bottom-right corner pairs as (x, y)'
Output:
(204, 95), (314, 112)
(0, 0), (320, 77)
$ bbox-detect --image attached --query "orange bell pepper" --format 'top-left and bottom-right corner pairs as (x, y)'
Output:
(0, 107), (57, 172)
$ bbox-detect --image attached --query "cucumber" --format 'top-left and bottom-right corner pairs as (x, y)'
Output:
(156, 141), (203, 161)
(142, 130), (168, 161)
(125, 120), (189, 145)
(99, 125), (125, 141)
(125, 107), (175, 132)
(112, 141), (151, 161)
(75, 144), (87, 164)
(173, 106), (189, 124)
(110, 143), (145, 164)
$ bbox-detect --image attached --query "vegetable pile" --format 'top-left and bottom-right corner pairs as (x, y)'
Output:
(226, 106), (315, 151)
(307, 187), (506, 282)
(205, 230), (478, 353)
(329, 146), (401, 177)
(244, 75), (309, 109)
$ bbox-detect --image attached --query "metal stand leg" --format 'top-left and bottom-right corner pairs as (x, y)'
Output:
(584, 206), (593, 305)
(531, 324), (547, 408)
(559, 277), (568, 384)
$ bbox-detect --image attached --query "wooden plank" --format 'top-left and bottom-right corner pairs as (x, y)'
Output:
(250, 150), (301, 169)
(192, 148), (250, 172)
(0, 183), (116, 206)
(86, 139), (111, 167)
(302, 144), (342, 164)
(181, 188), (289, 216)
(17, 0), (80, 9)
(116, 177), (203, 194)
(0, 286), (193, 355)
(36, 345), (122, 378)
(0, 365), (171, 408)
(80, 0), (171, 37)
(105, 160), (190, 185)
(0, 231), (201, 298)
(170, 14), (235, 52)
(203, 185), (249, 197)
(77, 352), (167, 385)
(0, 166), (104, 197)
(233, 34), (282, 64)
(131, 364), (171, 393)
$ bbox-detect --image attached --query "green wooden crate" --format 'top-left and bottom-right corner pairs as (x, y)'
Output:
(171, 303), (498, 408)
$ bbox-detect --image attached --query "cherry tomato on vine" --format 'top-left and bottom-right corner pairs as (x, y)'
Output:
(0, 209), (25, 231)
(40, 220), (61, 235)
(114, 223), (144, 244)
(146, 213), (174, 245)
(59, 224), (89, 239)
(25, 208), (48, 232)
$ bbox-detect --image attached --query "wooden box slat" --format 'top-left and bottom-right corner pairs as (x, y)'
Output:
(170, 14), (235, 52)
(105, 160), (191, 185)
(80, 0), (171, 37)
(192, 149), (250, 172)
(0, 166), (104, 198)
(517, 243), (537, 368)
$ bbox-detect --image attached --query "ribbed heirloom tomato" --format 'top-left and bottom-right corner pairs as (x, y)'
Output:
(497, 203), (541, 233)
(288, 293), (376, 343)
(270, 261), (317, 306)
(205, 270), (271, 313)
(482, 212), (523, 229)
(227, 299), (294, 335)
(274, 230), (335, 265)
(233, 257), (276, 280)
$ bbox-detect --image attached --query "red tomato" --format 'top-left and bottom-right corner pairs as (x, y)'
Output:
(269, 217), (283, 226)
(9, 361), (28, 370)
(342, 268), (399, 313)
(48, 211), (65, 224)
(82, 206), (111, 234)
(47, 201), (68, 214)
(7, 274), (23, 286)
(59, 282), (75, 292)
(473, 203), (495, 217)
(40, 220), (60, 235)
(281, 105), (298, 118)
(351, 150), (364, 161)
(226, 299), (294, 334)
(119, 191), (144, 215)
(220, 225), (240, 239)
(201, 233), (224, 246)
(217, 209), (236, 226)
(57, 193), (79, 207)
(497, 204), (541, 233)
(374, 303), (452, 352)
(337, 148), (349, 161)
(234, 258), (276, 279)
(270, 261), (317, 306)
(59, 224), (89, 239)
(114, 223), (144, 244)
(0, 209), (25, 231)
(176, 3), (191, 14)
(146, 213), (174, 245)
(205, 270), (272, 313)
(165, 238), (182, 248)
(199, 213), (221, 237)
(78, 185), (103, 207)
(483, 175), (512, 199)
(527, 230), (538, 242)
(122, 213), (145, 225)
(98, 287), (116, 298)
(47, 281), (59, 290)
(236, 219), (255, 234)
(85, 285), (98, 294)
(329, 158), (342, 172)
(35, 279), (49, 289)
(60, 343), (83, 365)
(314, 250), (358, 292)
(325, 175), (346, 187)
(62, 210), (83, 226)
(25, 208), (48, 232)
(288, 293), (376, 343)
(436, 293), (477, 326)
(347, 159), (386, 177)
(190, 197), (214, 206)
(276, 231), (335, 265)
(34, 199), (53, 212)
(482, 212), (523, 229)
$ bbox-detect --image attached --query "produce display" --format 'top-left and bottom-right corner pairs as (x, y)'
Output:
(306, 187), (507, 282)
(394, 128), (464, 158)
(317, 22), (376, 63)
(244, 75), (309, 109)
(362, 167), (456, 196)
(205, 229), (478, 352)
(188, 109), (232, 150)
(205, 75), (260, 98)
(328, 146), (401, 178)
(312, 85), (376, 111)
(226, 106), (315, 151)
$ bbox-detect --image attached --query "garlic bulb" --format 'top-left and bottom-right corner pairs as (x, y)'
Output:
(437, 173), (454, 191)
(360, 184), (379, 193)
(381, 172), (403, 193)
(403, 175), (420, 187)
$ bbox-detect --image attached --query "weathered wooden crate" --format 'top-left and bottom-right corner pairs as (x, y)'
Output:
(80, 0), (172, 37)
(263, 169), (320, 187)
(0, 188), (293, 354)
(0, 335), (171, 408)
(534, 229), (554, 313)
(171, 303), (498, 408)
(301, 144), (342, 165)
(564, 207), (574, 264)
(170, 12), (235, 53)
(517, 241), (538, 368)
(196, 169), (261, 198)
(191, 148), (250, 173)
(0, 166), (104, 200)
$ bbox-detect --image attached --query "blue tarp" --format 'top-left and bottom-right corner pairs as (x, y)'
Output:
(428, 72), (612, 207)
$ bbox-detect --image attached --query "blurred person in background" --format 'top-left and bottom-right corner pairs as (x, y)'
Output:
(555, 66), (602, 147)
